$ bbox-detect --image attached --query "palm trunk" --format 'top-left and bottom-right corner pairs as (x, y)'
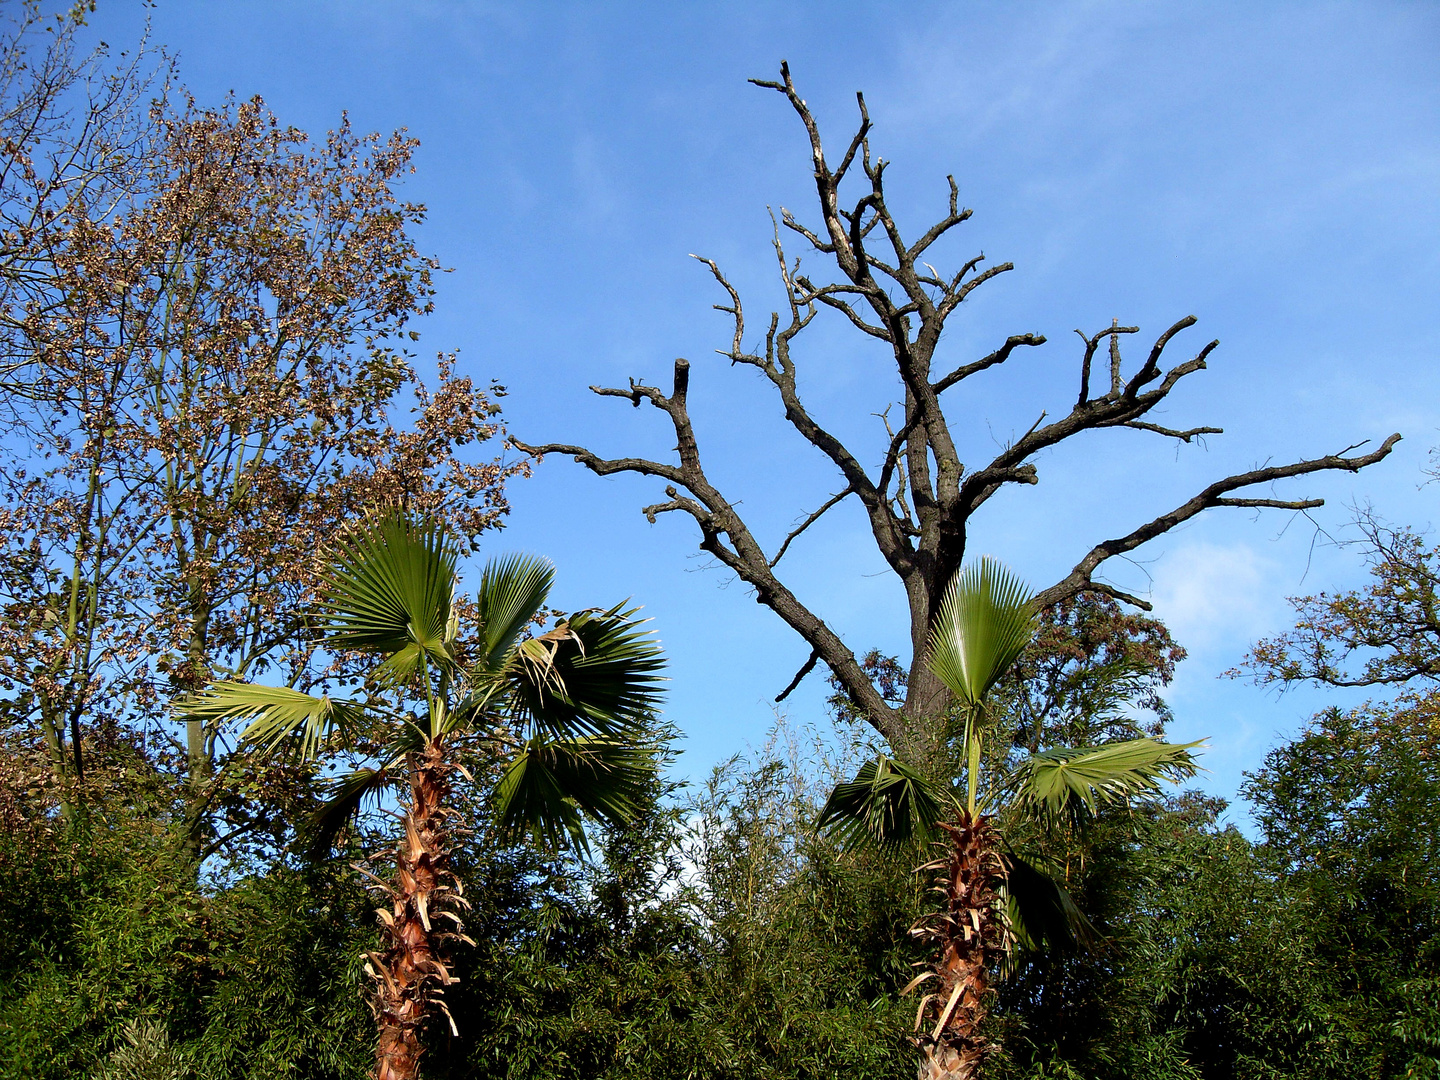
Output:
(913, 810), (1007, 1080)
(368, 740), (470, 1080)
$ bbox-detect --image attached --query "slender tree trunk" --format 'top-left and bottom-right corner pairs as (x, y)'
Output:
(36, 690), (76, 820)
(180, 597), (213, 866)
(370, 740), (467, 1080)
(914, 811), (1007, 1080)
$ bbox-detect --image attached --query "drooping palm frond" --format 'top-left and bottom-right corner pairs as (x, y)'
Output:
(1000, 851), (1098, 959)
(320, 512), (458, 680)
(927, 557), (1038, 709)
(476, 553), (555, 672)
(1008, 737), (1203, 827)
(303, 720), (429, 857)
(817, 755), (949, 849)
(304, 765), (396, 858)
(178, 682), (364, 760)
(493, 735), (655, 854)
(506, 603), (665, 740)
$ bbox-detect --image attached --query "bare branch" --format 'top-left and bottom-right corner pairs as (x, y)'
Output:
(1123, 316), (1198, 399)
(775, 647), (820, 703)
(948, 260), (1014, 308)
(796, 277), (893, 340)
(691, 254), (756, 365)
(643, 485), (713, 527)
(1211, 497), (1324, 510)
(832, 93), (871, 186)
(933, 334), (1046, 395)
(771, 485), (855, 567)
(907, 175), (972, 261)
(1125, 421), (1224, 442)
(1036, 434), (1404, 609)
(1081, 580), (1155, 612)
(1076, 322), (1139, 406)
(780, 208), (834, 254)
(508, 437), (685, 487)
(960, 321), (1224, 516)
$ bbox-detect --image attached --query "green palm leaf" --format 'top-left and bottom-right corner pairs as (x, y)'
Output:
(493, 735), (655, 854)
(506, 602), (665, 739)
(304, 724), (426, 856)
(477, 553), (555, 671)
(816, 755), (948, 849)
(927, 557), (1038, 708)
(321, 512), (458, 675)
(304, 766), (395, 858)
(1009, 736), (1203, 827)
(1001, 851), (1098, 958)
(179, 681), (364, 760)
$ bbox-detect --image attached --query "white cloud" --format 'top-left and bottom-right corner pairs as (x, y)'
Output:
(1148, 541), (1280, 657)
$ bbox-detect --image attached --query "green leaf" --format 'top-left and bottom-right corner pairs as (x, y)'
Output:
(321, 511), (458, 670)
(304, 766), (395, 858)
(505, 602), (666, 740)
(303, 723), (426, 856)
(927, 557), (1038, 708)
(493, 735), (655, 854)
(817, 755), (948, 849)
(477, 553), (555, 671)
(178, 682), (363, 760)
(1009, 737), (1203, 827)
(369, 641), (426, 690)
(1001, 851), (1098, 958)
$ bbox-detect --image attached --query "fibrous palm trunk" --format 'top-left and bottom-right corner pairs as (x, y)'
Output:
(366, 740), (472, 1080)
(912, 811), (1007, 1080)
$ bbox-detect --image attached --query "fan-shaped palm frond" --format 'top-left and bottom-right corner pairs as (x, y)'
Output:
(476, 553), (555, 671)
(305, 766), (397, 858)
(493, 735), (655, 854)
(817, 755), (949, 849)
(321, 512), (458, 678)
(506, 602), (665, 740)
(178, 681), (364, 760)
(1008, 736), (1202, 827)
(927, 557), (1038, 708)
(1000, 851), (1098, 959)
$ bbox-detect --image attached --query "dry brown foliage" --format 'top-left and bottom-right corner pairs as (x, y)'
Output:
(0, 16), (522, 866)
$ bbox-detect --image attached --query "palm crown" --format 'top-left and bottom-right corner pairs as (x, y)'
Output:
(179, 511), (665, 1080)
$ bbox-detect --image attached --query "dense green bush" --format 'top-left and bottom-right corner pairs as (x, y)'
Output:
(2, 709), (1435, 1079)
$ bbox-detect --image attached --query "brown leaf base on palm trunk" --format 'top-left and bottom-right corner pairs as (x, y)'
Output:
(910, 811), (1008, 1080)
(363, 741), (474, 1080)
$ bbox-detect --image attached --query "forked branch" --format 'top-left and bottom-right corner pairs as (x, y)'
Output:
(1036, 435), (1402, 611)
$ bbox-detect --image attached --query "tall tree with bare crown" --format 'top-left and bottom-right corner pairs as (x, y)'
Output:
(513, 62), (1399, 766)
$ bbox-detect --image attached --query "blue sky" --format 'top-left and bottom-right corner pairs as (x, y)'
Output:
(88, 1), (1440, 820)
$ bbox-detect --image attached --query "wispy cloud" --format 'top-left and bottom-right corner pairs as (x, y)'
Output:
(1149, 541), (1280, 658)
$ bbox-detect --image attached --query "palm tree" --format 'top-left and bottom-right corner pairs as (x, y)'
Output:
(818, 558), (1199, 1080)
(180, 512), (664, 1080)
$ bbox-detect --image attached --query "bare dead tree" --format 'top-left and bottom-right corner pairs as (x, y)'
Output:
(512, 62), (1399, 763)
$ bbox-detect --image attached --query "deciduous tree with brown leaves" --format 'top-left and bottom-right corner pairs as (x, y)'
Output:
(0, 12), (521, 868)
